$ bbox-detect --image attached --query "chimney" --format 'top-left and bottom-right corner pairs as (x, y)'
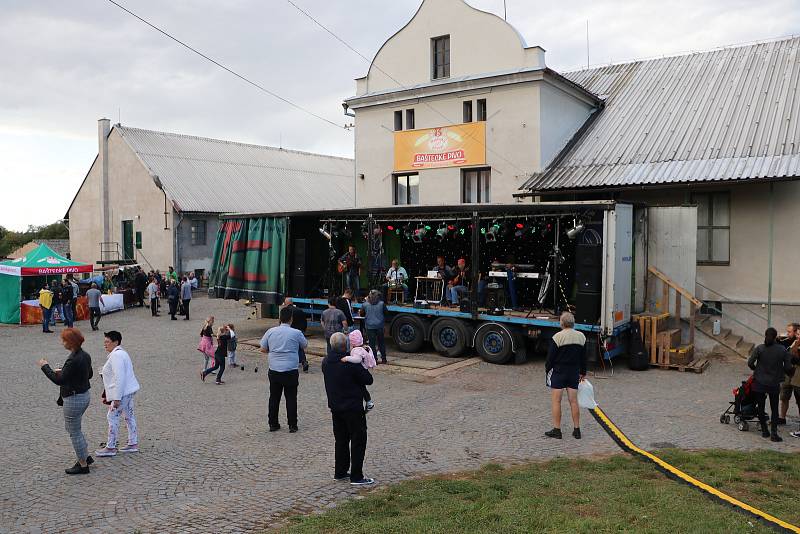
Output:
(98, 118), (111, 244)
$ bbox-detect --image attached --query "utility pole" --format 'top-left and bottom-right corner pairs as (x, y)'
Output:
(586, 20), (590, 68)
(503, 0), (507, 21)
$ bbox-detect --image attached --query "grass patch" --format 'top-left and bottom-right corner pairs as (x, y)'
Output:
(281, 450), (800, 533)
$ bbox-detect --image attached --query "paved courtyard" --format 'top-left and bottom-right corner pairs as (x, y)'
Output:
(2, 295), (798, 533)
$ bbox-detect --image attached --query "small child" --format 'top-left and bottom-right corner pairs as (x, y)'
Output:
(342, 330), (377, 411)
(197, 316), (215, 371)
(227, 323), (238, 368)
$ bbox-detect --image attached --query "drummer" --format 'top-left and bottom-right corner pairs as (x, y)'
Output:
(383, 259), (409, 302)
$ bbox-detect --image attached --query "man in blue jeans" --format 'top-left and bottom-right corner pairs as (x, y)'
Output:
(260, 306), (308, 433)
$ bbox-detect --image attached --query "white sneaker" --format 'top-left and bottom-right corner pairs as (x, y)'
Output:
(790, 431), (800, 438)
(94, 447), (117, 457)
(119, 444), (139, 453)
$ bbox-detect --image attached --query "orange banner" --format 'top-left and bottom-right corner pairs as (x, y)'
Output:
(394, 122), (486, 171)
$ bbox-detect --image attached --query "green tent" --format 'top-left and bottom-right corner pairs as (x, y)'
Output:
(209, 217), (287, 304)
(0, 243), (92, 324)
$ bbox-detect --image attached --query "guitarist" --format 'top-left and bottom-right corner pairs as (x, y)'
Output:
(339, 245), (362, 296)
(447, 258), (470, 306)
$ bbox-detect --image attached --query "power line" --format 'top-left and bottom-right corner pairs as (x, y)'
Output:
(104, 0), (346, 131)
(286, 0), (528, 175)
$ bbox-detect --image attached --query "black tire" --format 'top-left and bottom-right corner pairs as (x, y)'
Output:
(734, 414), (742, 425)
(738, 421), (748, 432)
(719, 414), (726, 424)
(725, 415), (731, 424)
(475, 324), (514, 364)
(431, 318), (468, 357)
(390, 314), (426, 353)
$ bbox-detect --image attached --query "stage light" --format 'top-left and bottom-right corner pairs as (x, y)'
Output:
(318, 225), (332, 241)
(387, 225), (395, 231)
(566, 220), (585, 240)
(436, 223), (448, 241)
(412, 225), (428, 243)
(485, 219), (501, 242)
(514, 222), (526, 238)
(403, 223), (415, 239)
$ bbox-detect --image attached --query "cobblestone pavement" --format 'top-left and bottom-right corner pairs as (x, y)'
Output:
(2, 296), (798, 533)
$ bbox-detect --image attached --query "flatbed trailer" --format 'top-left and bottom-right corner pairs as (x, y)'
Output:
(211, 201), (634, 365)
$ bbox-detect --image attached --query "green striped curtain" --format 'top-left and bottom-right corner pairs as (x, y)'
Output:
(209, 217), (287, 304)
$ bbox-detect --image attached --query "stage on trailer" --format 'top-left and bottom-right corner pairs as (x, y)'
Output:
(290, 297), (604, 334)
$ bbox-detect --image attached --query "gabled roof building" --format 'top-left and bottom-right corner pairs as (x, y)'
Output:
(67, 121), (354, 277)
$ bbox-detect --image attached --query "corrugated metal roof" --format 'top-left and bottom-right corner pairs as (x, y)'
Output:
(522, 37), (800, 193)
(116, 126), (354, 213)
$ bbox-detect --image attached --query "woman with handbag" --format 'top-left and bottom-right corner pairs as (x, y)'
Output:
(95, 331), (141, 457)
(38, 328), (94, 475)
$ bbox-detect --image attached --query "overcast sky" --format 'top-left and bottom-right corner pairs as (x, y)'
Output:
(1, 0), (797, 231)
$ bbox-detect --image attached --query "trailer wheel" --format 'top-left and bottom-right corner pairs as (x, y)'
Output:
(431, 318), (468, 357)
(390, 314), (426, 353)
(475, 324), (514, 364)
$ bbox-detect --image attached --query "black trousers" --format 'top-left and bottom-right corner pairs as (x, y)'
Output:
(332, 410), (368, 482)
(268, 369), (299, 428)
(136, 288), (145, 306)
(89, 307), (101, 330)
(182, 299), (191, 320)
(168, 299), (178, 318)
(204, 356), (226, 382)
(755, 389), (780, 431)
(150, 299), (158, 316)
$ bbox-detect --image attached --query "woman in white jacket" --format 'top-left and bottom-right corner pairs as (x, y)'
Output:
(95, 330), (141, 457)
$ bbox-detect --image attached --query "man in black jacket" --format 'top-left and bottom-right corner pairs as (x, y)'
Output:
(322, 332), (375, 486)
(336, 288), (355, 328)
(544, 312), (587, 440)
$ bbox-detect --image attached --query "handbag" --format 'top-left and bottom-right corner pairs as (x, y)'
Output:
(101, 388), (111, 405)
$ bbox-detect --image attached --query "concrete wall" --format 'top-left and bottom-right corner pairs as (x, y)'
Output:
(68, 127), (176, 271)
(539, 83), (594, 167)
(359, 0), (544, 95)
(175, 214), (220, 278)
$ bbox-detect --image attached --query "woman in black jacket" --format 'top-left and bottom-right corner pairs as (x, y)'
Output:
(38, 328), (94, 474)
(748, 327), (793, 442)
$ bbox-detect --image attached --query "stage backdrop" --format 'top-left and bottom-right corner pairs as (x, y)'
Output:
(209, 217), (287, 304)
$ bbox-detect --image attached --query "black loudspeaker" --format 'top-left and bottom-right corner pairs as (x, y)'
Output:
(459, 297), (473, 313)
(291, 238), (306, 296)
(486, 286), (506, 310)
(575, 244), (602, 293)
(575, 291), (601, 324)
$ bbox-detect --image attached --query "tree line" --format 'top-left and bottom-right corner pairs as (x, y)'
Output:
(0, 222), (69, 258)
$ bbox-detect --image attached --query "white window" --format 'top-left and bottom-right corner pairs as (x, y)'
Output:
(462, 169), (491, 203)
(394, 173), (419, 205)
(693, 192), (730, 264)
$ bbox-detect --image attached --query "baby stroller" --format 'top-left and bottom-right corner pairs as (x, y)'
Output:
(720, 375), (765, 432)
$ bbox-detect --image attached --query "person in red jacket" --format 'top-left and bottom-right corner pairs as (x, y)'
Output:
(544, 312), (587, 440)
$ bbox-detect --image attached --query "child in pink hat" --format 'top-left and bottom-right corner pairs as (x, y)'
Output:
(342, 329), (377, 411)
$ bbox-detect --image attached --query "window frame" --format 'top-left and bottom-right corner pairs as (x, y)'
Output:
(431, 35), (450, 80)
(461, 167), (492, 204)
(393, 110), (403, 132)
(190, 219), (207, 246)
(692, 192), (730, 266)
(477, 99), (487, 121)
(392, 172), (420, 206)
(463, 100), (473, 123)
(405, 109), (415, 130)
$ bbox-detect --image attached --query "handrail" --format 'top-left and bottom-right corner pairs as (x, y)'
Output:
(647, 266), (702, 307)
(695, 281), (769, 323)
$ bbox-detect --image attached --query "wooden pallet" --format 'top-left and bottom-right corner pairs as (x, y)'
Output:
(651, 357), (709, 373)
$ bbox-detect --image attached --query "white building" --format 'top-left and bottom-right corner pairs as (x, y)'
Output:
(344, 0), (598, 207)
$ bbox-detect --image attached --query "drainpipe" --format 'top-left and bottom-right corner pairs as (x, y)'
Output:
(767, 182), (775, 326)
(174, 212), (184, 274)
